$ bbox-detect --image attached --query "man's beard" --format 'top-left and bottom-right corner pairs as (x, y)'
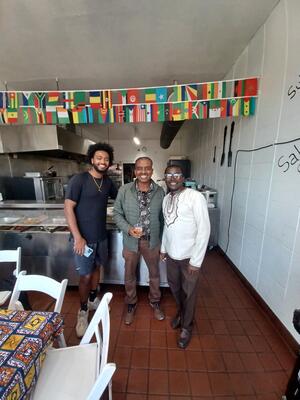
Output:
(93, 164), (109, 174)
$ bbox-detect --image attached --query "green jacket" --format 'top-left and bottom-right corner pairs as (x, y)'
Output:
(113, 180), (165, 252)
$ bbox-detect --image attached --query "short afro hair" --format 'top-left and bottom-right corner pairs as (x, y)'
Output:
(87, 142), (114, 166)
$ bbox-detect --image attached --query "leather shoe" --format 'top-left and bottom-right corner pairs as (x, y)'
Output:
(124, 303), (137, 325)
(177, 328), (191, 349)
(171, 313), (181, 329)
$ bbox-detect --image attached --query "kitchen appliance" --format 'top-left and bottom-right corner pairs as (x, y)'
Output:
(199, 188), (218, 208)
(0, 176), (64, 201)
(184, 179), (197, 190)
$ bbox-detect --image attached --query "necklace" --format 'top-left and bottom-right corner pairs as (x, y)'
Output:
(91, 174), (103, 192)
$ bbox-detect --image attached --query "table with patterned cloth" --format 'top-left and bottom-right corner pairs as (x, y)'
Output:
(0, 309), (63, 400)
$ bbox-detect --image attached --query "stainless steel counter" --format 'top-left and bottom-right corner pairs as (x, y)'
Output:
(0, 200), (64, 209)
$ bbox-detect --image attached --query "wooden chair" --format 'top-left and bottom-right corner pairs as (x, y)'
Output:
(33, 292), (115, 400)
(8, 270), (68, 347)
(0, 247), (21, 305)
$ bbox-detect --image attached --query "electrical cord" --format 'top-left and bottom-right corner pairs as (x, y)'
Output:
(225, 136), (300, 254)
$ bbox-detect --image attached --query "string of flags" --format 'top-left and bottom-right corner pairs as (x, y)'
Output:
(0, 78), (258, 125)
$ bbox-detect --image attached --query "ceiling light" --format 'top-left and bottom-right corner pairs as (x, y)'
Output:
(133, 136), (141, 145)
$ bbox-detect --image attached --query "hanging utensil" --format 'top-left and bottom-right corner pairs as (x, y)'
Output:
(220, 125), (227, 166)
(227, 121), (235, 167)
(213, 146), (216, 163)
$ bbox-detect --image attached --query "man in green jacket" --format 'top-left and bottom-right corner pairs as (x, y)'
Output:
(113, 157), (165, 325)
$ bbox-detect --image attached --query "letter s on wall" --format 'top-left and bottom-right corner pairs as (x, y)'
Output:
(277, 156), (290, 172)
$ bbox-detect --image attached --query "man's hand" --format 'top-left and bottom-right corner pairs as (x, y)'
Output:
(128, 227), (143, 239)
(188, 264), (199, 275)
(73, 236), (87, 256)
(160, 252), (167, 262)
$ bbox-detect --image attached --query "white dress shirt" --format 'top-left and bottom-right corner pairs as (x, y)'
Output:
(161, 188), (211, 268)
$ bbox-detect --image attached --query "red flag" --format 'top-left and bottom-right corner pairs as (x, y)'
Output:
(127, 89), (140, 104)
(220, 99), (227, 118)
(244, 78), (258, 96)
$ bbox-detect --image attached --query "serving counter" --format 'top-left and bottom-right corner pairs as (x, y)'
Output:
(0, 201), (168, 286)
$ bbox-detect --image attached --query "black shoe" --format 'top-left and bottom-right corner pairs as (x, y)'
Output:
(177, 328), (191, 349)
(124, 303), (137, 325)
(171, 313), (181, 329)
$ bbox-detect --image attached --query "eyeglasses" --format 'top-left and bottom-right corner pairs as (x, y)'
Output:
(164, 173), (183, 180)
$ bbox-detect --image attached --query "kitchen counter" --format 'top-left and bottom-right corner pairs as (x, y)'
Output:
(0, 200), (64, 209)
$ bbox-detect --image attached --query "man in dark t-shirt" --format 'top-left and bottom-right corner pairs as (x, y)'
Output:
(65, 142), (117, 337)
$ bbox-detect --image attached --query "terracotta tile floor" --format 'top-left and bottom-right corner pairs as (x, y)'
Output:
(33, 249), (297, 399)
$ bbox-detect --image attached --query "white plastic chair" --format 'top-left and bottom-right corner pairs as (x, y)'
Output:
(32, 292), (115, 400)
(0, 247), (21, 305)
(8, 270), (68, 347)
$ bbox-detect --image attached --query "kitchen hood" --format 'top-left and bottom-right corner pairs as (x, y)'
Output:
(0, 125), (94, 157)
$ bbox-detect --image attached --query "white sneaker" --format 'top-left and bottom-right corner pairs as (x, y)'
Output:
(76, 309), (89, 338)
(88, 297), (100, 311)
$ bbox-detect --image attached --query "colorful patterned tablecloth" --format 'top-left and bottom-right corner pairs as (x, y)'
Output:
(0, 309), (63, 400)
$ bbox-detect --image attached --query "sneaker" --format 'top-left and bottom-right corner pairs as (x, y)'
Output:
(124, 304), (137, 325)
(76, 309), (89, 338)
(88, 297), (100, 311)
(177, 328), (191, 349)
(150, 302), (165, 321)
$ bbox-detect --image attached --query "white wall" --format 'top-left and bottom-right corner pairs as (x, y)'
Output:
(183, 0), (300, 341)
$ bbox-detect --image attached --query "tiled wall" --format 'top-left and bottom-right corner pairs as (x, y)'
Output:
(182, 0), (300, 341)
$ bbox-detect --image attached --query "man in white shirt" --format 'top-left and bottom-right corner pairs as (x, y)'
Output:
(160, 165), (210, 348)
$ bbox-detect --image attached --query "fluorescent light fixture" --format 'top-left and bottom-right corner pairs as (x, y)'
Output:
(133, 136), (141, 145)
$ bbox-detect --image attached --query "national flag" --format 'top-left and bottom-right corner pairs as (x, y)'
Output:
(172, 86), (182, 102)
(209, 100), (221, 118)
(220, 99), (228, 118)
(98, 108), (109, 124)
(63, 92), (74, 109)
(145, 88), (156, 103)
(127, 89), (140, 104)
(0, 92), (7, 108)
(218, 81), (227, 99)
(57, 107), (70, 124)
(202, 83), (218, 100)
(0, 109), (8, 124)
(36, 108), (46, 124)
(134, 104), (146, 122)
(86, 106), (93, 123)
(151, 104), (165, 122)
(244, 78), (258, 97)
(7, 108), (18, 123)
(234, 80), (245, 97)
(156, 87), (167, 103)
(46, 92), (60, 106)
(172, 102), (184, 121)
(183, 102), (191, 119)
(199, 101), (209, 119)
(114, 105), (126, 123)
(72, 106), (87, 124)
(101, 90), (112, 109)
(146, 104), (152, 122)
(89, 91), (101, 109)
(46, 106), (58, 124)
(34, 93), (46, 109)
(189, 101), (200, 119)
(117, 90), (127, 105)
(73, 92), (86, 107)
(125, 105), (135, 123)
(7, 92), (19, 108)
(229, 99), (240, 117)
(164, 103), (172, 121)
(22, 92), (35, 107)
(241, 97), (256, 116)
(22, 107), (35, 124)
(184, 85), (198, 101)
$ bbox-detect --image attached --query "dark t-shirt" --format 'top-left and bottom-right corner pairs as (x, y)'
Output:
(65, 171), (118, 242)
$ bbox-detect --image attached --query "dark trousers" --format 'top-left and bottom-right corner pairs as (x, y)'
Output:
(123, 240), (161, 304)
(166, 256), (200, 332)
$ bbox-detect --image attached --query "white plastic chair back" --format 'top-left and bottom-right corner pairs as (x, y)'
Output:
(86, 363), (116, 400)
(0, 247), (22, 305)
(0, 247), (21, 276)
(80, 292), (112, 376)
(8, 270), (68, 313)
